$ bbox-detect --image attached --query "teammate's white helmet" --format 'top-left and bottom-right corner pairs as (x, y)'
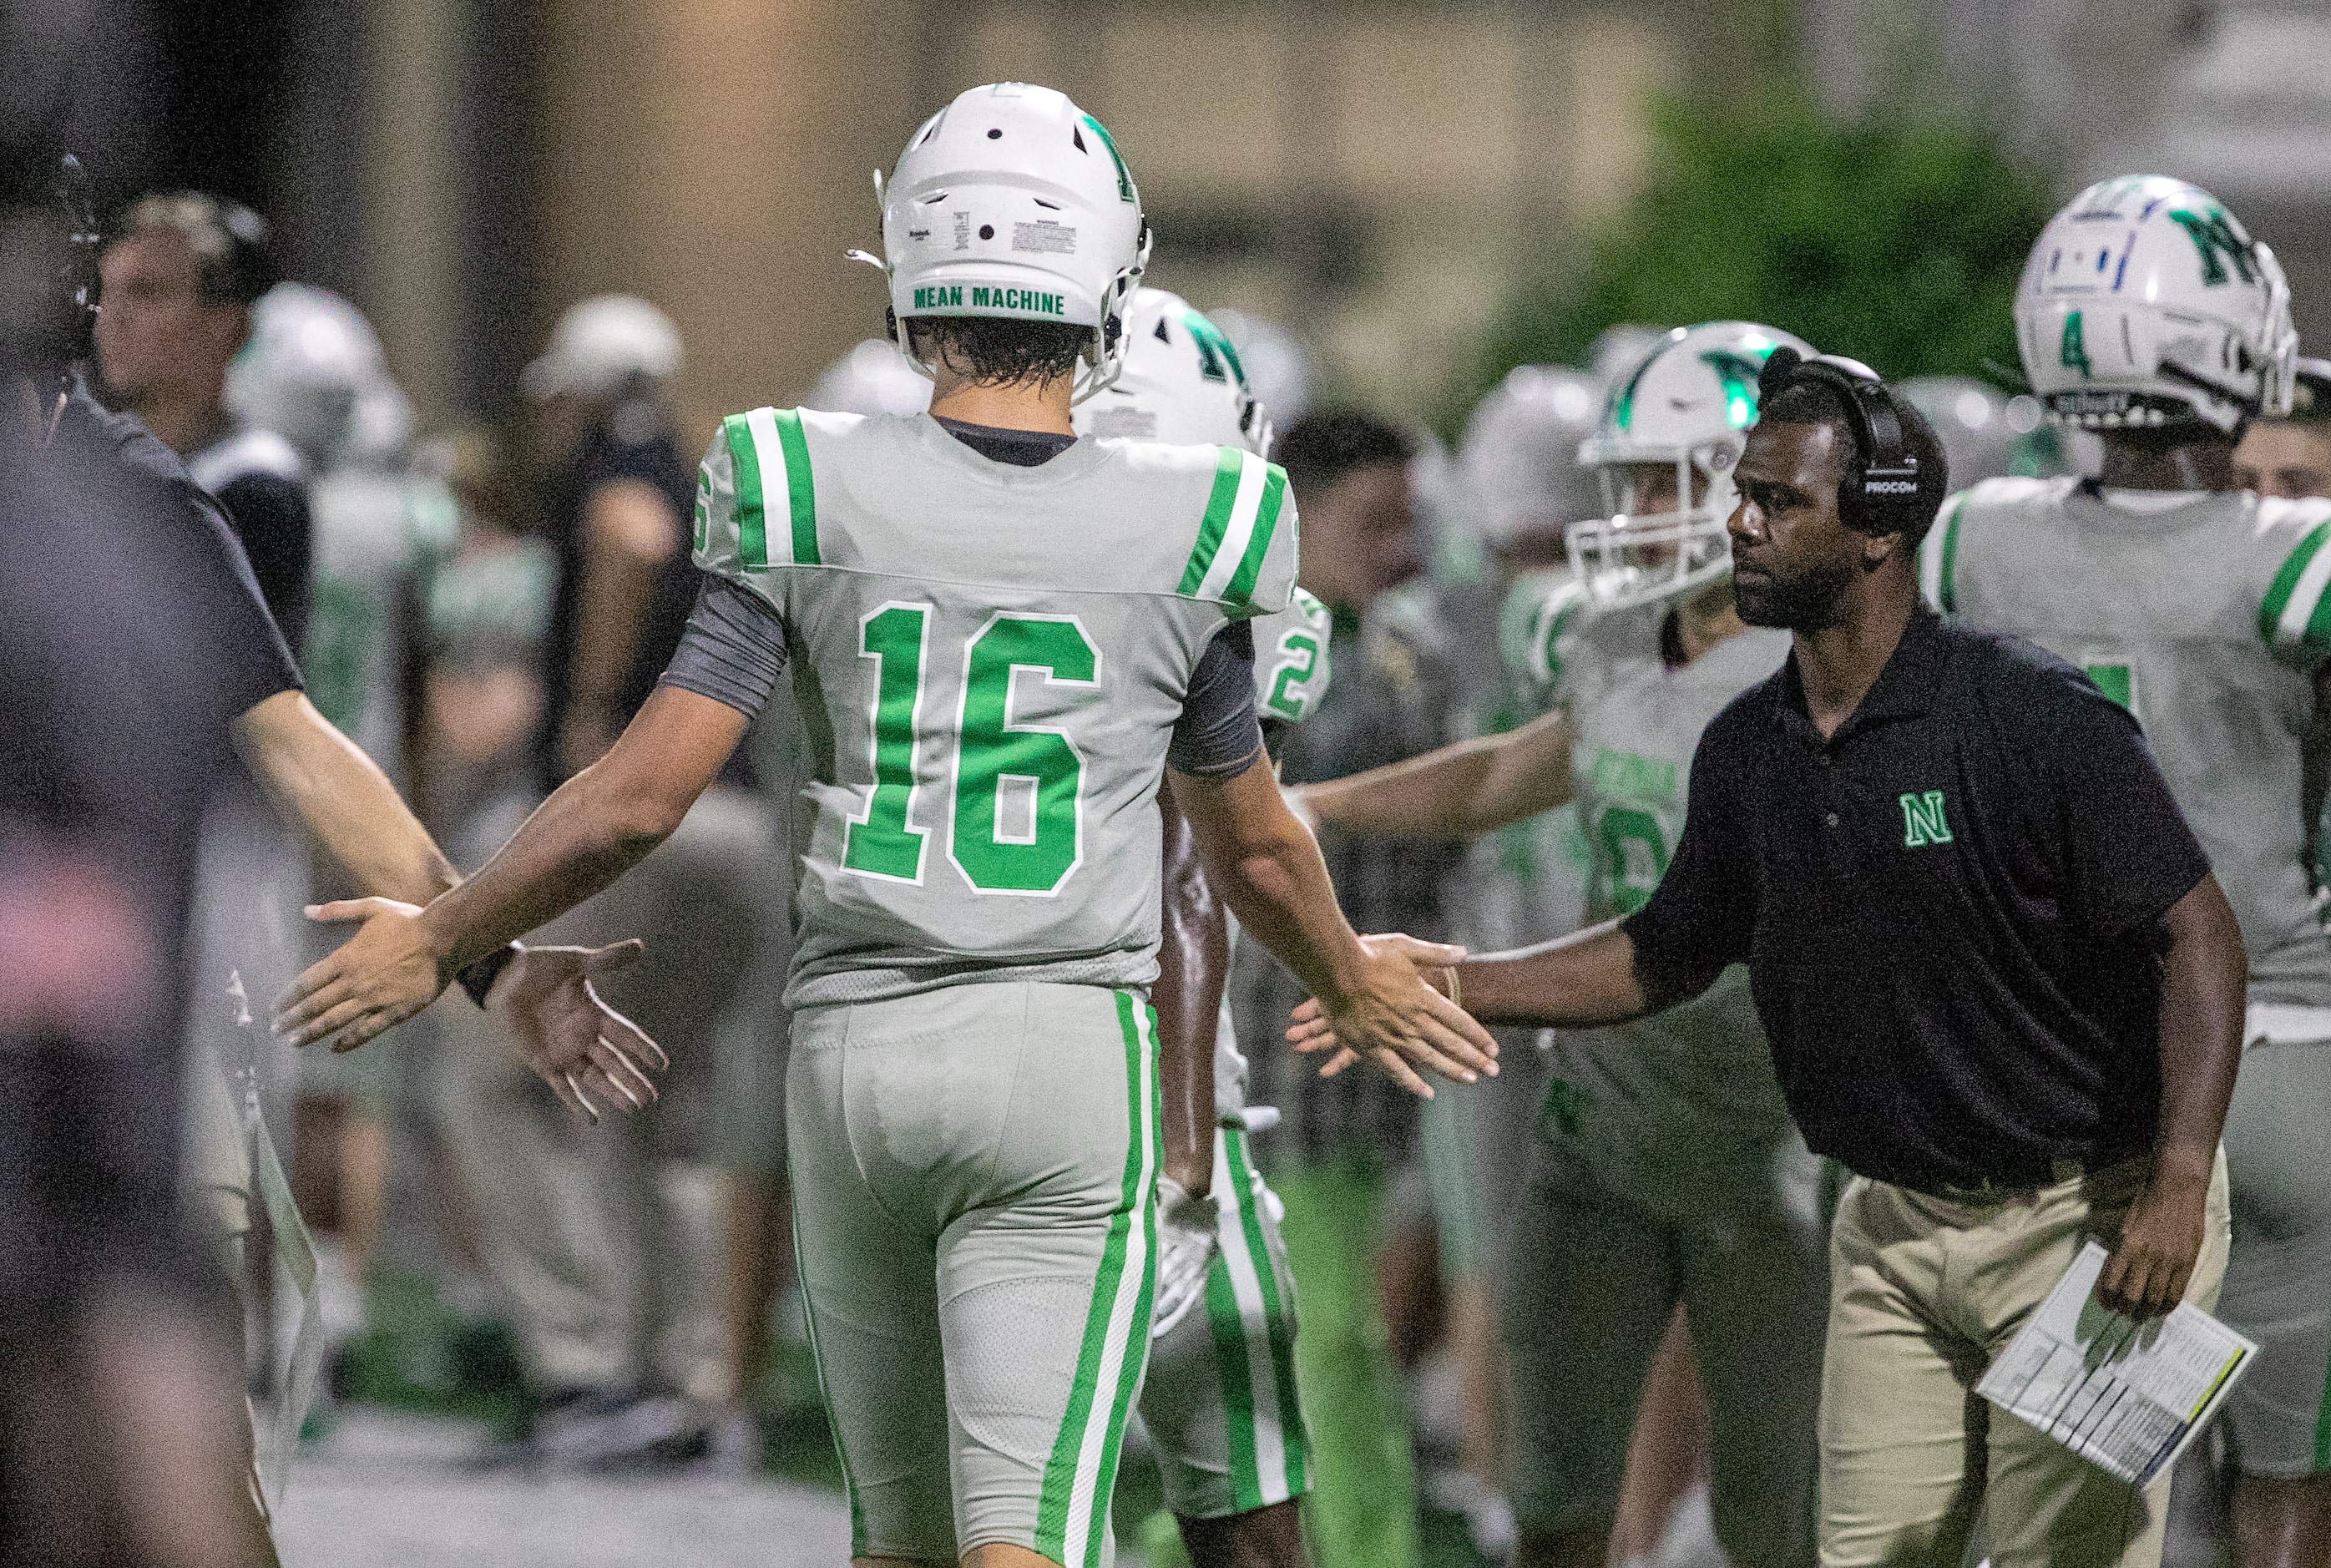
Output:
(1568, 321), (1813, 612)
(809, 338), (933, 416)
(2015, 175), (2296, 433)
(227, 281), (389, 466)
(1455, 364), (1601, 552)
(522, 294), (682, 402)
(869, 83), (1147, 402)
(1071, 287), (1270, 453)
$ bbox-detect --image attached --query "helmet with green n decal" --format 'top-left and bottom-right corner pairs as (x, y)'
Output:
(861, 83), (1149, 403)
(1071, 286), (1272, 454)
(2015, 175), (2295, 433)
(1568, 320), (1812, 612)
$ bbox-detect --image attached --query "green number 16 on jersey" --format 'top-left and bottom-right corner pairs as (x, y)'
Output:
(842, 603), (1102, 896)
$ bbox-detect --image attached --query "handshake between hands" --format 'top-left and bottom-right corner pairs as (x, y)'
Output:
(1286, 933), (1494, 1100)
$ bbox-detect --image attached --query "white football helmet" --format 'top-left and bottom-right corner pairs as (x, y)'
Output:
(2015, 175), (2296, 433)
(1071, 287), (1270, 453)
(1567, 321), (1812, 612)
(521, 294), (681, 402)
(809, 338), (933, 416)
(1455, 364), (1601, 552)
(863, 83), (1148, 403)
(228, 281), (397, 467)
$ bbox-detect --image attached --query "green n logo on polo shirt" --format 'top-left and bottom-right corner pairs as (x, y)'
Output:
(1899, 790), (1954, 848)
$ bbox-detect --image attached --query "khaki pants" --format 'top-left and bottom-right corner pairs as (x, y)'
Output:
(1819, 1152), (2232, 1568)
(431, 786), (787, 1403)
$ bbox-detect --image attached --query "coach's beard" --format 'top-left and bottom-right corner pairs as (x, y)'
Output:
(1732, 556), (1852, 632)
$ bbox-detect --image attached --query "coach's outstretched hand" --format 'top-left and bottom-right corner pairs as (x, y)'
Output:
(1292, 933), (1494, 1099)
(274, 898), (666, 1123)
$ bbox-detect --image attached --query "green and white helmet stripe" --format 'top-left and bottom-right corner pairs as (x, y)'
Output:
(1568, 321), (1812, 614)
(871, 83), (1150, 405)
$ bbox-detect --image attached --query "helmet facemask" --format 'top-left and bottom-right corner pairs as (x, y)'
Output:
(1565, 445), (1740, 614)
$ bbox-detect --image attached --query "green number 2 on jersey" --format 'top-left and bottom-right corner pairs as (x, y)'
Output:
(841, 604), (1100, 895)
(1265, 628), (1325, 721)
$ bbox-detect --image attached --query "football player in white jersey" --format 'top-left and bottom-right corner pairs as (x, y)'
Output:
(1292, 323), (1830, 1568)
(279, 84), (1493, 1568)
(1073, 286), (1326, 1568)
(1922, 176), (2331, 1568)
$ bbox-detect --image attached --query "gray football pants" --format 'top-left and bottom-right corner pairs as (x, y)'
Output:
(789, 983), (1158, 1567)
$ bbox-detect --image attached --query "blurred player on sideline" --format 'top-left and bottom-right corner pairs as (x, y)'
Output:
(94, 193), (311, 648)
(1072, 286), (1327, 1568)
(227, 281), (459, 1366)
(1925, 177), (2331, 1568)
(2236, 357), (2331, 503)
(277, 83), (1493, 1568)
(430, 295), (791, 1468)
(1413, 362), (1601, 1557)
(1295, 323), (1834, 1568)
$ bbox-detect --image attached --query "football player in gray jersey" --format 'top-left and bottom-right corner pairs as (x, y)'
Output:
(1924, 176), (2331, 1568)
(1075, 285), (1326, 1568)
(280, 85), (1493, 1568)
(1296, 323), (1830, 1568)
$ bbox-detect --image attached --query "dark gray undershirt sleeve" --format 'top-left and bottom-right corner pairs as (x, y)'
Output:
(1168, 622), (1265, 779)
(657, 576), (789, 718)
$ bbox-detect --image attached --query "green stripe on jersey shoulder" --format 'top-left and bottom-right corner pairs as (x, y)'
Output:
(721, 407), (820, 569)
(1178, 448), (1292, 612)
(1179, 447), (1249, 595)
(720, 413), (768, 570)
(2261, 520), (2331, 648)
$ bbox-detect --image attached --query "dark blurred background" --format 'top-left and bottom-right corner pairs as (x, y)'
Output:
(80, 0), (2331, 442)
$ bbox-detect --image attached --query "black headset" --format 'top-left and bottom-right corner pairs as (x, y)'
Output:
(1757, 347), (1929, 537)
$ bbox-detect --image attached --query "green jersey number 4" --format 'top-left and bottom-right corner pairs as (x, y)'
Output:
(842, 603), (1100, 896)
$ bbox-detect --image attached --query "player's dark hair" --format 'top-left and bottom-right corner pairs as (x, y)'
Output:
(1276, 409), (1416, 497)
(1759, 371), (1949, 546)
(115, 191), (279, 305)
(906, 316), (1087, 388)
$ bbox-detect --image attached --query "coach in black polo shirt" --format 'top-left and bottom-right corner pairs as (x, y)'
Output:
(1291, 352), (2246, 1568)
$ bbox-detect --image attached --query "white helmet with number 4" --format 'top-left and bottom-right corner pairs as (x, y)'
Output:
(1072, 287), (1270, 454)
(1567, 321), (1812, 612)
(2015, 175), (2296, 433)
(864, 82), (1148, 403)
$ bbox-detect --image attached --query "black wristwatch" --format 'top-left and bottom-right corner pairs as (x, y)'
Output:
(458, 943), (523, 1008)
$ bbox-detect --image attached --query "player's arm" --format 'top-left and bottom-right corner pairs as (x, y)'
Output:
(562, 478), (681, 774)
(1294, 706), (1574, 840)
(1168, 756), (1496, 1097)
(1153, 781), (1223, 1201)
(274, 686), (746, 1057)
(234, 689), (458, 904)
(1283, 918), (1710, 1063)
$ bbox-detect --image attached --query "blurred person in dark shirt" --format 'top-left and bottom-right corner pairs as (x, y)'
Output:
(422, 298), (788, 1468)
(94, 191), (312, 649)
(524, 295), (701, 785)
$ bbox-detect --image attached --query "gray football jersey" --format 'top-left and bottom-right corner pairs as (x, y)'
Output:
(1211, 587), (1333, 1120)
(1923, 478), (2331, 1006)
(303, 465), (459, 783)
(1532, 593), (1802, 1195)
(695, 410), (1297, 1009)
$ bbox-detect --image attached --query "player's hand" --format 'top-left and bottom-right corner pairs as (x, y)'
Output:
(2099, 1161), (2212, 1318)
(488, 942), (668, 1123)
(1150, 1174), (1220, 1340)
(274, 898), (446, 1055)
(1286, 933), (1496, 1099)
